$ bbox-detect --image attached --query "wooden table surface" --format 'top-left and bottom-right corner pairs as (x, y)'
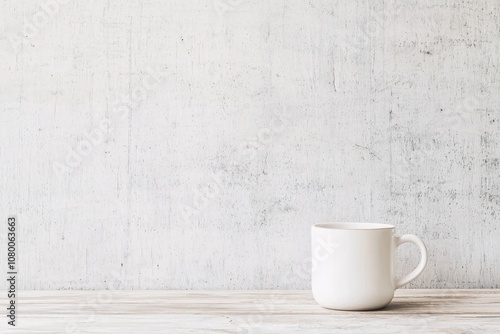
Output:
(1, 290), (499, 333)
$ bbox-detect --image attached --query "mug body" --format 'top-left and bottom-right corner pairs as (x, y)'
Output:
(311, 223), (396, 310)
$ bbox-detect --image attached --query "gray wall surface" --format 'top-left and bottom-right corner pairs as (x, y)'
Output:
(0, 0), (499, 289)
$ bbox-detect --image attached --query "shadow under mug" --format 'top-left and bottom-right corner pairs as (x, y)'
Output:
(311, 222), (427, 311)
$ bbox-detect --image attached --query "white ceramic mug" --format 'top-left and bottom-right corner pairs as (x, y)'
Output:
(311, 222), (427, 310)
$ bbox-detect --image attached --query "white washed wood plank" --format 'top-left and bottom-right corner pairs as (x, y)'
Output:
(0, 290), (498, 333)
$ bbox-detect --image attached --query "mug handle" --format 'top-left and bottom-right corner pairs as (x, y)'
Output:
(395, 234), (428, 289)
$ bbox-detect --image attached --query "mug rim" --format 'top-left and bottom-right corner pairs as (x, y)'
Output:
(312, 222), (395, 230)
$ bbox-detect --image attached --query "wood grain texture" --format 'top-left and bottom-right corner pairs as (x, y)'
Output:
(0, 0), (499, 290)
(1, 290), (499, 333)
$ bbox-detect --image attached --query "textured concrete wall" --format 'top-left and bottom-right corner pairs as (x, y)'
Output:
(0, 0), (499, 289)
